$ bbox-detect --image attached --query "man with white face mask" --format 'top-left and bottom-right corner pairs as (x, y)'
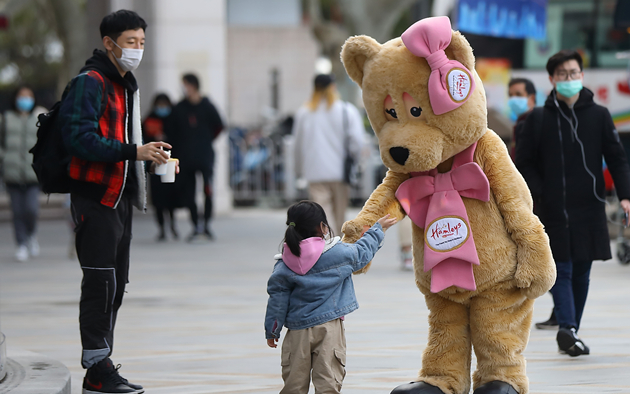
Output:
(516, 50), (630, 358)
(58, 9), (175, 394)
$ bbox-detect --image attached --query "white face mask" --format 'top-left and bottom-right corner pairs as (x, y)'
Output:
(110, 39), (143, 72)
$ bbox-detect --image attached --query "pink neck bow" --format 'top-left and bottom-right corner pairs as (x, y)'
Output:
(401, 16), (476, 115)
(395, 143), (489, 293)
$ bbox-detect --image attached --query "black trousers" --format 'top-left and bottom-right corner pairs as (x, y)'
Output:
(180, 162), (213, 232)
(71, 193), (132, 369)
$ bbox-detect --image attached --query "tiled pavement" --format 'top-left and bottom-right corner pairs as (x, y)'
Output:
(1, 208), (630, 393)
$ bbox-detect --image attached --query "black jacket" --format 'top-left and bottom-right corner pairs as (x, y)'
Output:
(516, 88), (630, 262)
(169, 97), (223, 169)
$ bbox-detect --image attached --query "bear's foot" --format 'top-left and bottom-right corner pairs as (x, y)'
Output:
(472, 381), (518, 394)
(391, 381), (445, 394)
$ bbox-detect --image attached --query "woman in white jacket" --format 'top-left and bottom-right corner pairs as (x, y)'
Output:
(293, 74), (365, 235)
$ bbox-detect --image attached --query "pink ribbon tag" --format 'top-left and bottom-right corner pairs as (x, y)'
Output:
(401, 16), (476, 115)
(395, 143), (489, 292)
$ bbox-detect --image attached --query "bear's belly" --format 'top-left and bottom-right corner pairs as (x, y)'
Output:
(411, 197), (517, 298)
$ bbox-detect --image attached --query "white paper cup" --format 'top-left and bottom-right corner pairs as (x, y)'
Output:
(160, 158), (177, 183)
(154, 150), (171, 175)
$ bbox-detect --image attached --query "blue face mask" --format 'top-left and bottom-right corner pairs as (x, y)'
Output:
(16, 96), (34, 112)
(154, 106), (171, 118)
(508, 96), (530, 118)
(555, 80), (583, 98)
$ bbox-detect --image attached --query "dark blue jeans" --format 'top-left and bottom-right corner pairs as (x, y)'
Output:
(549, 259), (592, 331)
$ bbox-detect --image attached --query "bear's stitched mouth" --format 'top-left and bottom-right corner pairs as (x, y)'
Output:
(389, 147), (409, 165)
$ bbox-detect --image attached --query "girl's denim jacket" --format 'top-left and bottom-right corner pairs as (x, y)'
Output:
(264, 223), (384, 339)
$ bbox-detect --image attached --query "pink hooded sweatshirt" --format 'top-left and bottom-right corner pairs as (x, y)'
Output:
(281, 237), (328, 275)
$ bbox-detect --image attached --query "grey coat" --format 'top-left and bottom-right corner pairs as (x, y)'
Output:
(1, 109), (44, 185)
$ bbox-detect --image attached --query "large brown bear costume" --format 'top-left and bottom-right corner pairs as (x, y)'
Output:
(340, 16), (556, 394)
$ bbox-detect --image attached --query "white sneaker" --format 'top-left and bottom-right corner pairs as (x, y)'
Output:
(28, 237), (40, 257)
(15, 245), (29, 262)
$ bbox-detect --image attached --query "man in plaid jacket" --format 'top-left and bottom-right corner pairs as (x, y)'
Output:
(58, 10), (176, 394)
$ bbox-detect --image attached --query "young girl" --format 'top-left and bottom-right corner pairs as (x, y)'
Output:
(265, 200), (396, 394)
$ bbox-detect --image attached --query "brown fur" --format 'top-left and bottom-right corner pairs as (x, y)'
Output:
(340, 26), (556, 394)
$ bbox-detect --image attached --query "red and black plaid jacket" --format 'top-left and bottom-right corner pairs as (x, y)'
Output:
(59, 67), (138, 208)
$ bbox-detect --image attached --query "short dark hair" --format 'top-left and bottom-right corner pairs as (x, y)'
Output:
(182, 73), (200, 91)
(546, 50), (583, 76)
(100, 10), (147, 41)
(11, 85), (36, 113)
(508, 78), (536, 96)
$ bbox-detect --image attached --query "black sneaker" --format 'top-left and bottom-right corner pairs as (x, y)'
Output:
(557, 327), (590, 357)
(535, 310), (558, 330)
(82, 358), (144, 394)
(114, 364), (144, 392)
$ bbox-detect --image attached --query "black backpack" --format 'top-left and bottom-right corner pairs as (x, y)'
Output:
(30, 72), (107, 194)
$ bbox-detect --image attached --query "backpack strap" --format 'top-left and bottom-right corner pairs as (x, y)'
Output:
(62, 70), (109, 119)
(342, 101), (349, 157)
(84, 70), (109, 119)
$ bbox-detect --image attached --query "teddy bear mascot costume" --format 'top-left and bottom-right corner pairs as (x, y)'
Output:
(340, 16), (556, 394)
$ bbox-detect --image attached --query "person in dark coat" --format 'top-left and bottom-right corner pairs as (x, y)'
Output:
(169, 73), (224, 242)
(516, 50), (630, 357)
(508, 77), (536, 160)
(143, 93), (179, 241)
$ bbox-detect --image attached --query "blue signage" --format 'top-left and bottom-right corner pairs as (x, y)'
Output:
(458, 0), (548, 40)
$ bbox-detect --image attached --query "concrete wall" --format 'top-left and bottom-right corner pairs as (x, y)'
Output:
(227, 25), (319, 127)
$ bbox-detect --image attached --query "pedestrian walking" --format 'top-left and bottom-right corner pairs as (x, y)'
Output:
(265, 200), (396, 394)
(143, 93), (179, 241)
(508, 77), (559, 330)
(57, 10), (177, 394)
(516, 50), (630, 357)
(508, 77), (536, 160)
(0, 85), (46, 262)
(169, 73), (223, 242)
(293, 74), (365, 235)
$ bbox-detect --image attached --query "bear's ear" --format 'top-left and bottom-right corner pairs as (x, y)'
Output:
(447, 30), (475, 71)
(341, 35), (381, 88)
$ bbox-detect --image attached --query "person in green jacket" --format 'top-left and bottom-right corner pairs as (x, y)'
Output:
(0, 85), (46, 262)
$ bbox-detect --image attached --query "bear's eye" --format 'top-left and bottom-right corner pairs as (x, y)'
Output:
(385, 108), (397, 119)
(410, 107), (422, 117)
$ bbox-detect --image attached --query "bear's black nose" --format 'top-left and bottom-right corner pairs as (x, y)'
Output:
(389, 147), (409, 165)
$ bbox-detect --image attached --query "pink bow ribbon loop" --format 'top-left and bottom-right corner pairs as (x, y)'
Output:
(395, 143), (490, 293)
(401, 16), (476, 115)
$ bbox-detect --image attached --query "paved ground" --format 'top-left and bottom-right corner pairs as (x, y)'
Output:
(1, 207), (630, 394)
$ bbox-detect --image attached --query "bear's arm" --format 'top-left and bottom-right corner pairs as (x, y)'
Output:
(342, 170), (409, 274)
(476, 130), (556, 299)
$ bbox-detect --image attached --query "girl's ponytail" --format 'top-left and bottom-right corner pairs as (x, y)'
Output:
(284, 222), (304, 257)
(282, 201), (332, 257)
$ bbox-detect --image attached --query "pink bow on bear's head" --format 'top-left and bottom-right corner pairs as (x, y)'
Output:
(401, 16), (475, 115)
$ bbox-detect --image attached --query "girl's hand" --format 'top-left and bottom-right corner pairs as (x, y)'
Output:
(267, 338), (278, 348)
(377, 214), (397, 231)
